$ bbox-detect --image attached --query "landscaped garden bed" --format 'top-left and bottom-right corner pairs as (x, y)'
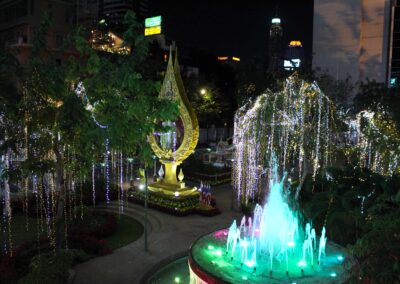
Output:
(185, 171), (231, 186)
(128, 189), (220, 217)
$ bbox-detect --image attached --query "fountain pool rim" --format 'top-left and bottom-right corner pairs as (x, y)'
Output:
(189, 228), (350, 284)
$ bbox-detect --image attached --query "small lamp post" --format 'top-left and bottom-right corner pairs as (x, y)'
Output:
(144, 167), (149, 251)
(152, 155), (157, 181)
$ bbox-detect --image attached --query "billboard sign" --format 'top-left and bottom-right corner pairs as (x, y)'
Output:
(145, 16), (162, 28)
(145, 26), (162, 36)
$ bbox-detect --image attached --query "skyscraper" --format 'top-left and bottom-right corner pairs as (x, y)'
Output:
(389, 0), (400, 87)
(268, 17), (283, 72)
(313, 0), (395, 87)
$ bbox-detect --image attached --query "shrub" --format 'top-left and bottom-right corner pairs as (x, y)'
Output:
(18, 251), (74, 284)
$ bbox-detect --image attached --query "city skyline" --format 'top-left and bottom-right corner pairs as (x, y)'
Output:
(149, 0), (313, 61)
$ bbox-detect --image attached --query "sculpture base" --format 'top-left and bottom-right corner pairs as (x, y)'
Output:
(148, 180), (199, 197)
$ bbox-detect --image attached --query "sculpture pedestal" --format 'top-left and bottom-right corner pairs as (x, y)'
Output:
(148, 180), (199, 197)
(148, 161), (199, 197)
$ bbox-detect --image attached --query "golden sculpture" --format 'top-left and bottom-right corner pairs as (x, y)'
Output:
(148, 48), (199, 197)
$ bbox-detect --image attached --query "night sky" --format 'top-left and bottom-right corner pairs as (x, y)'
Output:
(149, 0), (314, 62)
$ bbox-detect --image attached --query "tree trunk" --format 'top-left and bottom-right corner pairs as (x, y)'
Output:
(295, 158), (310, 199)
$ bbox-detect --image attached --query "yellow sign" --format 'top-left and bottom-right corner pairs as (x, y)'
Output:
(145, 26), (161, 36)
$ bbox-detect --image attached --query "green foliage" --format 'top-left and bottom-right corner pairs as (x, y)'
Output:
(18, 251), (74, 284)
(347, 194), (400, 283)
(185, 75), (226, 125)
(131, 190), (198, 210)
(345, 81), (400, 175)
(300, 166), (400, 282)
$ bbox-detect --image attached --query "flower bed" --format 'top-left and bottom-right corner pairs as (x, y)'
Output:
(185, 171), (231, 186)
(0, 211), (117, 284)
(128, 190), (220, 217)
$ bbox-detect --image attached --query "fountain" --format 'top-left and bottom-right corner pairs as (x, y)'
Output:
(146, 76), (350, 283)
(188, 160), (348, 283)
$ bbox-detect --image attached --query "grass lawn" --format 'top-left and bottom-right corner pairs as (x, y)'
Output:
(0, 214), (43, 249)
(104, 214), (143, 250)
(1, 213), (144, 253)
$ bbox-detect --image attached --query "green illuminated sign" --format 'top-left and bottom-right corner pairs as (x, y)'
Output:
(145, 16), (162, 27)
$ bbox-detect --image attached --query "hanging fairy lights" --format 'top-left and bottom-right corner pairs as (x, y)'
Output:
(75, 82), (114, 205)
(233, 75), (335, 204)
(105, 138), (110, 203)
(92, 163), (96, 206)
(345, 110), (400, 175)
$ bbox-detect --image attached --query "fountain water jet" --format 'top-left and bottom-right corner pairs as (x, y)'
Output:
(226, 159), (325, 274)
(188, 158), (349, 283)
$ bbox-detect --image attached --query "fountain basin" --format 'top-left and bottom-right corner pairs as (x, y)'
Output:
(189, 229), (349, 284)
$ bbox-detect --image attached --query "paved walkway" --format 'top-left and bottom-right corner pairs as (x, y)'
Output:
(72, 184), (242, 284)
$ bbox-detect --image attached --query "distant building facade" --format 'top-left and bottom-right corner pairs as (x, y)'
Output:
(283, 41), (305, 70)
(389, 0), (400, 86)
(268, 17), (283, 72)
(100, 0), (148, 28)
(313, 0), (398, 87)
(0, 0), (98, 62)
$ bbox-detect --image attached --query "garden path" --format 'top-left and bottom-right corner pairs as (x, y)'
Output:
(72, 183), (241, 284)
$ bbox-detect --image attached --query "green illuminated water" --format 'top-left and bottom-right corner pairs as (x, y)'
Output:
(188, 162), (350, 283)
(190, 230), (348, 283)
(147, 257), (189, 284)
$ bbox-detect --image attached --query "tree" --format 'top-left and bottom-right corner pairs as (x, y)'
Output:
(185, 75), (223, 125)
(0, 11), (178, 253)
(233, 74), (337, 205)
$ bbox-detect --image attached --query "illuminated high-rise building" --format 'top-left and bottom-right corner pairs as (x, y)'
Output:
(268, 17), (283, 72)
(283, 41), (305, 70)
